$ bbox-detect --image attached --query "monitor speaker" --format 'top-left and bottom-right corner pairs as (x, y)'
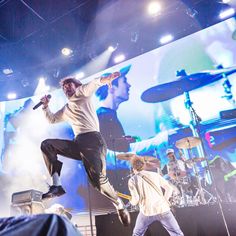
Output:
(11, 201), (45, 216)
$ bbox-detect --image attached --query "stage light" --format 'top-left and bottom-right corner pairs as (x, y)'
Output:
(7, 93), (17, 99)
(61, 47), (73, 56)
(108, 46), (116, 52)
(219, 8), (235, 19)
(159, 34), (174, 44)
(38, 77), (46, 82)
(222, 0), (231, 3)
(75, 72), (85, 80)
(34, 77), (50, 94)
(114, 54), (125, 63)
(2, 68), (13, 75)
(147, 1), (161, 16)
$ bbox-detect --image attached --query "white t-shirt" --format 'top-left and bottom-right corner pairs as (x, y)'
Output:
(43, 79), (102, 136)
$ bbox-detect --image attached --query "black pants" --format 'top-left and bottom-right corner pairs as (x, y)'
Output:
(41, 131), (119, 205)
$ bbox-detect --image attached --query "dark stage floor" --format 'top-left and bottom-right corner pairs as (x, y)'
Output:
(95, 202), (236, 236)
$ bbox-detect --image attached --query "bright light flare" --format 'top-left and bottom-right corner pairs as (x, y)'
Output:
(147, 1), (162, 16)
(114, 54), (125, 64)
(7, 93), (17, 99)
(34, 77), (50, 94)
(108, 45), (117, 52)
(219, 8), (235, 19)
(75, 72), (85, 80)
(3, 68), (13, 75)
(38, 77), (46, 83)
(159, 34), (174, 44)
(222, 0), (231, 3)
(61, 47), (73, 56)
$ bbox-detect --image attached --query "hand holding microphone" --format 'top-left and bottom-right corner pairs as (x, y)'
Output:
(33, 94), (51, 110)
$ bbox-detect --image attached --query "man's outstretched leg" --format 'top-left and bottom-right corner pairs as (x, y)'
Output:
(40, 138), (81, 199)
(84, 161), (131, 226)
(79, 132), (131, 226)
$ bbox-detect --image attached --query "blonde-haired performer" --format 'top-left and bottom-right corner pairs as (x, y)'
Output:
(39, 72), (130, 226)
(128, 156), (184, 236)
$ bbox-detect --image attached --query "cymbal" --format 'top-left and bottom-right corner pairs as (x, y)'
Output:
(116, 153), (136, 161)
(185, 157), (207, 163)
(175, 136), (201, 149)
(141, 67), (236, 103)
(116, 154), (160, 167)
(141, 79), (184, 103)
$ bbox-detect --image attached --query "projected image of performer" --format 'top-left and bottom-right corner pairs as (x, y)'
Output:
(128, 155), (184, 236)
(96, 65), (171, 156)
(96, 65), (132, 152)
(39, 73), (130, 226)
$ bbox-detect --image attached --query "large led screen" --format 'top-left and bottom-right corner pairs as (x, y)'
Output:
(0, 18), (236, 215)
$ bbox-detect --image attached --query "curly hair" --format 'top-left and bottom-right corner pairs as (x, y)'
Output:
(59, 77), (82, 87)
(131, 156), (145, 172)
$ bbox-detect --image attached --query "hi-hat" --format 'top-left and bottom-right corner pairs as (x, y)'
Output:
(175, 136), (201, 149)
(141, 67), (236, 103)
(185, 157), (207, 164)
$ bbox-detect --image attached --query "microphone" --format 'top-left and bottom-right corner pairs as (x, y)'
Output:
(33, 94), (51, 110)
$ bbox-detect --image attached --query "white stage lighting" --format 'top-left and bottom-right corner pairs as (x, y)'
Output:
(219, 8), (235, 19)
(61, 47), (73, 56)
(147, 1), (161, 16)
(76, 72), (85, 80)
(108, 46), (116, 52)
(34, 77), (50, 94)
(114, 54), (125, 63)
(222, 0), (231, 3)
(3, 68), (13, 75)
(159, 34), (174, 44)
(7, 93), (17, 99)
(38, 77), (46, 83)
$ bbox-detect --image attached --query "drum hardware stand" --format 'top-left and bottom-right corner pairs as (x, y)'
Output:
(173, 165), (189, 207)
(184, 90), (231, 236)
(193, 185), (215, 204)
(185, 142), (206, 205)
(184, 91), (207, 205)
(218, 65), (236, 108)
(179, 183), (188, 207)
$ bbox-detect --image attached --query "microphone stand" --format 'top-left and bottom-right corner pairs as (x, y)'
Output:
(87, 177), (94, 236)
(111, 138), (119, 191)
(184, 91), (231, 236)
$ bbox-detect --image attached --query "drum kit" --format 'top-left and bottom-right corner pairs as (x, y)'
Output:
(117, 136), (214, 208)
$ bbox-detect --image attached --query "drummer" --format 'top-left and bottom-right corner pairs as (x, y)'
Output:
(164, 148), (187, 182)
(164, 149), (200, 198)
